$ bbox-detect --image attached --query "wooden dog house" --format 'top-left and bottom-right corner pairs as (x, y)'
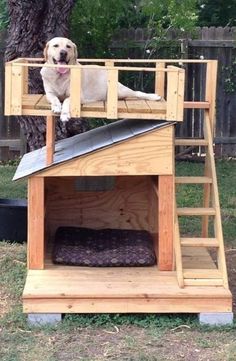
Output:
(5, 58), (232, 318)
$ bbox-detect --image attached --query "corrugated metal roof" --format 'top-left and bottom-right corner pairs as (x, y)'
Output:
(13, 119), (173, 181)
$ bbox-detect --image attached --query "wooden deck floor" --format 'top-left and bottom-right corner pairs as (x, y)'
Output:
(23, 247), (232, 314)
(22, 94), (167, 119)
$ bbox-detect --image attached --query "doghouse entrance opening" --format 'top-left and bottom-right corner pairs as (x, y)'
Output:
(45, 175), (159, 268)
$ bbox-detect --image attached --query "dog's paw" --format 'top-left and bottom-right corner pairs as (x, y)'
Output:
(60, 111), (71, 123)
(51, 103), (62, 114)
(148, 94), (162, 101)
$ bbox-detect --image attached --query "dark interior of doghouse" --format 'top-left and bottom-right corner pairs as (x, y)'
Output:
(45, 175), (158, 267)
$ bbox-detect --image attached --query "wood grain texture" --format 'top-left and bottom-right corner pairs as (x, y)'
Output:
(46, 115), (55, 166)
(36, 126), (174, 177)
(45, 176), (157, 238)
(28, 177), (45, 270)
(158, 175), (174, 271)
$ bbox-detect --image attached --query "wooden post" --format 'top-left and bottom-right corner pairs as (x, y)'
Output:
(166, 67), (179, 121)
(205, 60), (218, 133)
(155, 62), (165, 98)
(46, 115), (55, 166)
(107, 64), (118, 119)
(158, 175), (174, 271)
(70, 66), (81, 117)
(28, 177), (45, 270)
(11, 64), (23, 115)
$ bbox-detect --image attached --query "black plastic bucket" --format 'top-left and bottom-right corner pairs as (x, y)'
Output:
(0, 198), (27, 243)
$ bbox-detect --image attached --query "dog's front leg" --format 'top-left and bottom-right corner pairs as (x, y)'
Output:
(60, 97), (71, 123)
(45, 92), (62, 114)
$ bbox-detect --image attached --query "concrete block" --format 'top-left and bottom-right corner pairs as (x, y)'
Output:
(198, 312), (233, 326)
(28, 313), (62, 326)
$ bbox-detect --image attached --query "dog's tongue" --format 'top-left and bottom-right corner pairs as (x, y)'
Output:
(57, 62), (69, 75)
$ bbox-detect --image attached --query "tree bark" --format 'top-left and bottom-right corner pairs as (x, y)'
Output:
(5, 0), (89, 151)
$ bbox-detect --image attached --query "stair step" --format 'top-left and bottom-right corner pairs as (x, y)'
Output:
(183, 269), (222, 279)
(184, 279), (223, 286)
(181, 237), (218, 247)
(175, 176), (212, 184)
(177, 207), (216, 216)
(175, 139), (208, 146)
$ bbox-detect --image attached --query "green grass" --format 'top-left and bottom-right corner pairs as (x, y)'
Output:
(0, 165), (27, 199)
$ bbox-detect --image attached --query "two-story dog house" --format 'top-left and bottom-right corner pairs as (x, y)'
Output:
(5, 58), (233, 324)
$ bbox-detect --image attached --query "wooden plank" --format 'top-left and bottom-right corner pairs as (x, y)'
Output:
(35, 95), (50, 109)
(166, 66), (179, 121)
(117, 100), (127, 112)
(10, 64), (23, 115)
(107, 67), (118, 119)
(22, 94), (43, 109)
(180, 238), (218, 247)
(174, 205), (184, 287)
(4, 62), (12, 115)
(158, 175), (174, 271)
(177, 70), (185, 122)
(23, 296), (232, 314)
(46, 115), (55, 166)
(126, 99), (151, 113)
(22, 267), (232, 299)
(175, 139), (208, 146)
(184, 279), (224, 286)
(204, 112), (229, 288)
(177, 207), (216, 216)
(37, 126), (174, 177)
(175, 176), (212, 184)
(183, 269), (222, 279)
(146, 100), (166, 114)
(82, 101), (105, 112)
(70, 67), (81, 117)
(184, 101), (210, 109)
(205, 60), (218, 133)
(155, 62), (165, 97)
(28, 177), (45, 270)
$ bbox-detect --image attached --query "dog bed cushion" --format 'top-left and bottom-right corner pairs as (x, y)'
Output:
(52, 227), (156, 267)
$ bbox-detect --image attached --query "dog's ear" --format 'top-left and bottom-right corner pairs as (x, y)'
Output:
(43, 42), (49, 62)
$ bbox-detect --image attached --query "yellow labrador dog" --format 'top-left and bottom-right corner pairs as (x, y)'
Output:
(41, 37), (161, 122)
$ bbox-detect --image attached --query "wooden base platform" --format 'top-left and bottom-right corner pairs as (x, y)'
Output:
(22, 94), (167, 119)
(23, 248), (232, 314)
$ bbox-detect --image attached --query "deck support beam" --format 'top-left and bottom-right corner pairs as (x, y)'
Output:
(28, 177), (45, 270)
(158, 175), (174, 270)
(46, 115), (55, 166)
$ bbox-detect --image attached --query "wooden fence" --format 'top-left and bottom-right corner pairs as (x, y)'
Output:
(111, 27), (236, 157)
(0, 31), (26, 161)
(1, 27), (236, 159)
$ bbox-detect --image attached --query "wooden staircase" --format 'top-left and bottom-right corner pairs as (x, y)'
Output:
(174, 110), (228, 288)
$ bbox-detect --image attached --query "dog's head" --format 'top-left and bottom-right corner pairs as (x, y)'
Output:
(43, 37), (78, 66)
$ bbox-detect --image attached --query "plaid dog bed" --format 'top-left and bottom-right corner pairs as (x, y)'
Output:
(52, 227), (156, 267)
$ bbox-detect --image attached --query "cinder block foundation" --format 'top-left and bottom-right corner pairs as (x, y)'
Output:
(198, 312), (234, 326)
(28, 313), (62, 326)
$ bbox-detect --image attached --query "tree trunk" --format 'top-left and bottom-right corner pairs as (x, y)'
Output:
(5, 0), (89, 151)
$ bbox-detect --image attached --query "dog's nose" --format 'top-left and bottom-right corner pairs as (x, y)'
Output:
(59, 50), (67, 60)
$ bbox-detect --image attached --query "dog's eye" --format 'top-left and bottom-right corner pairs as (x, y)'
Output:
(66, 44), (72, 49)
(53, 44), (59, 48)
